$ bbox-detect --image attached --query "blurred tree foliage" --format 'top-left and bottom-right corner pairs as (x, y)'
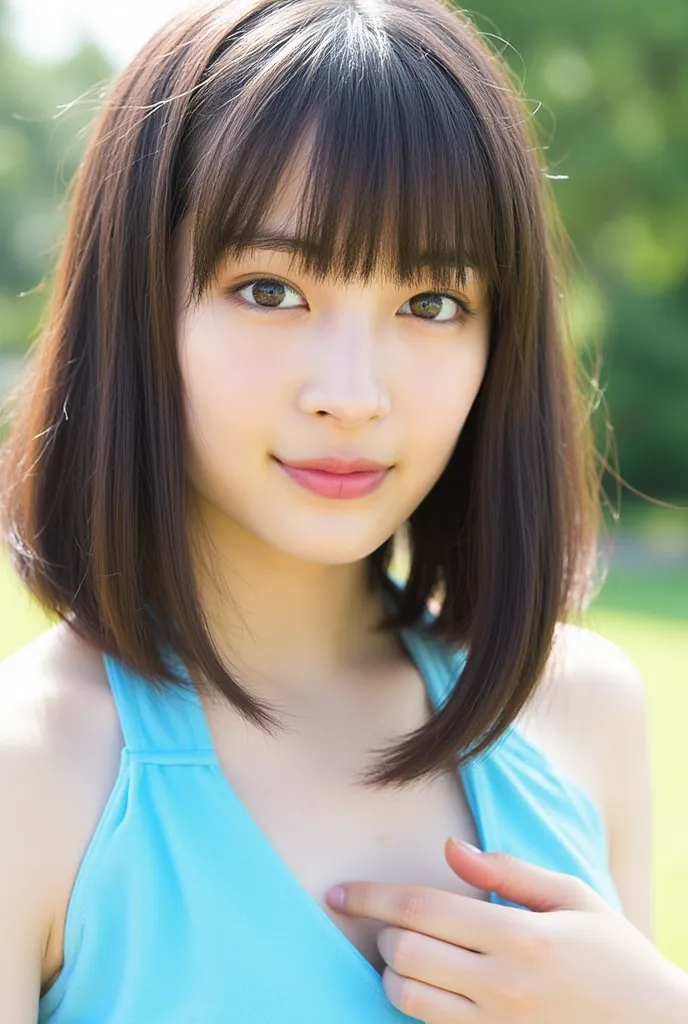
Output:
(0, 0), (685, 497)
(466, 0), (688, 500)
(0, 0), (114, 358)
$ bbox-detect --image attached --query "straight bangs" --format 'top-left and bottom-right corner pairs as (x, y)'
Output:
(176, 2), (508, 305)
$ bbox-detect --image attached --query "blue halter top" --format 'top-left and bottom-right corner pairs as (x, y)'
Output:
(39, 587), (622, 1022)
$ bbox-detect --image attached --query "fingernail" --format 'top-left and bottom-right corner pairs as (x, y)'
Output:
(327, 885), (347, 910)
(451, 837), (482, 854)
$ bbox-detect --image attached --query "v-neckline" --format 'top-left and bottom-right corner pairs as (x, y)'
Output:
(173, 603), (493, 992)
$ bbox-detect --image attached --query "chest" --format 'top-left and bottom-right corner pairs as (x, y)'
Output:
(43, 651), (606, 996)
(210, 712), (490, 976)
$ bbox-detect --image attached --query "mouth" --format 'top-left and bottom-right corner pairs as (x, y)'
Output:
(272, 457), (391, 499)
(276, 456), (391, 474)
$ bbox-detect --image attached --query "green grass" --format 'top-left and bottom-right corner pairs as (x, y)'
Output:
(0, 552), (686, 969)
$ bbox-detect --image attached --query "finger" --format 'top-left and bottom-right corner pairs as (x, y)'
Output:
(382, 964), (480, 1023)
(329, 881), (533, 954)
(446, 839), (604, 914)
(377, 925), (493, 1004)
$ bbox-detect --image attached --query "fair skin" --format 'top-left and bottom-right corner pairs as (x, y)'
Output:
(0, 166), (686, 1018)
(172, 159), (491, 711)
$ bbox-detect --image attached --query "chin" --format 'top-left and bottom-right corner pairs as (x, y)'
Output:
(263, 522), (395, 566)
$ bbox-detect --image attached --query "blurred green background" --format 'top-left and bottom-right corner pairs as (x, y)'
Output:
(0, 0), (686, 973)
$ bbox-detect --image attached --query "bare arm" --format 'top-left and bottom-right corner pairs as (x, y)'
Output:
(595, 636), (688, 1020)
(536, 623), (655, 937)
(0, 625), (124, 1022)
(0, 629), (91, 1022)
(594, 636), (654, 940)
(524, 623), (688, 1020)
(0, 730), (53, 1021)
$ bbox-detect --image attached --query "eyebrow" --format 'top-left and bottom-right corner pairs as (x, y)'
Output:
(225, 231), (315, 258)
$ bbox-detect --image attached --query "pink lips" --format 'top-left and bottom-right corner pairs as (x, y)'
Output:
(274, 457), (391, 499)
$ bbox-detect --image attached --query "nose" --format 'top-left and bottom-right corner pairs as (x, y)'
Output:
(297, 318), (391, 427)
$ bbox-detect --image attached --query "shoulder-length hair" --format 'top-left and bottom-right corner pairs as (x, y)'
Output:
(0, 0), (607, 788)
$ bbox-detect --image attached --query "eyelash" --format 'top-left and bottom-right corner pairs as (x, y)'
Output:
(224, 276), (477, 325)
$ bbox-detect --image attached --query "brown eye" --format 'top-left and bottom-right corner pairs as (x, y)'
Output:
(411, 293), (443, 318)
(231, 277), (305, 310)
(249, 280), (285, 307)
(399, 292), (469, 323)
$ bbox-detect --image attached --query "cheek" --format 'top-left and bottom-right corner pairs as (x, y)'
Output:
(178, 312), (280, 444)
(177, 321), (282, 503)
(404, 343), (487, 459)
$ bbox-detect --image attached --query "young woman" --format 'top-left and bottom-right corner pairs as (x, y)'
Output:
(0, 0), (685, 1020)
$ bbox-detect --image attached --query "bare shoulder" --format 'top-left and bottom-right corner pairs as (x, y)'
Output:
(538, 620), (645, 719)
(0, 621), (121, 768)
(0, 622), (123, 992)
(518, 621), (653, 932)
(518, 621), (648, 821)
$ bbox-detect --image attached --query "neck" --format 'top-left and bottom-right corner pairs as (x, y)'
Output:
(186, 498), (398, 704)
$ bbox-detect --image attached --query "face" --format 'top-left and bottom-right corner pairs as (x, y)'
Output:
(173, 165), (491, 569)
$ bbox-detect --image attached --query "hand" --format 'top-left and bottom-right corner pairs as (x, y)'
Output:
(325, 837), (686, 1023)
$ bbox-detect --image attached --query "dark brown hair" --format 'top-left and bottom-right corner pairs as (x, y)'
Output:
(0, 0), (607, 788)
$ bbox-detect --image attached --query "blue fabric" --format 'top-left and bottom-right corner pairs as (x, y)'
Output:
(39, 589), (622, 1023)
